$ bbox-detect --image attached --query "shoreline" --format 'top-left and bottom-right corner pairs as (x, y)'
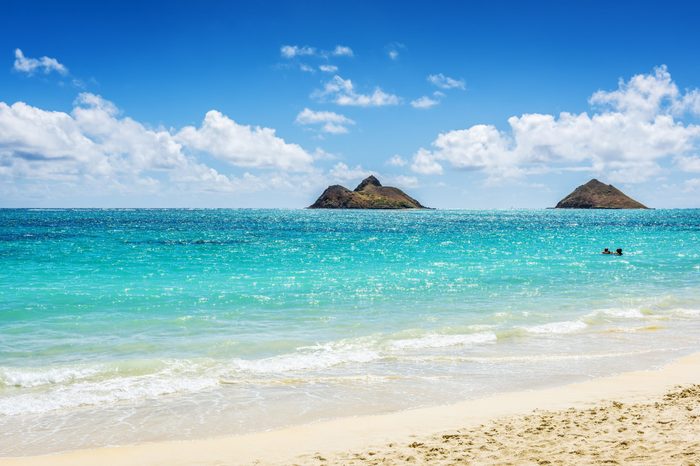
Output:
(2, 351), (700, 465)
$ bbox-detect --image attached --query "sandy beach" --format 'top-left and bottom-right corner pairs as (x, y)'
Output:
(2, 352), (699, 466)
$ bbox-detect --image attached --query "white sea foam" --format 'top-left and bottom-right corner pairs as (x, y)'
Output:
(669, 308), (700, 317)
(230, 343), (380, 374)
(583, 306), (700, 323)
(0, 366), (104, 388)
(598, 308), (646, 319)
(390, 332), (497, 350)
(0, 371), (219, 416)
(585, 308), (647, 321)
(522, 320), (587, 335)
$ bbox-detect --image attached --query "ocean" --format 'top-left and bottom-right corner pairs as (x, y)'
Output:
(1, 208), (699, 455)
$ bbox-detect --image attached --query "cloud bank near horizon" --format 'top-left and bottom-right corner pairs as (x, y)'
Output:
(411, 66), (700, 185)
(4, 45), (700, 206)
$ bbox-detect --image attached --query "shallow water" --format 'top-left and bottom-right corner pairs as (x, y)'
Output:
(1, 209), (699, 455)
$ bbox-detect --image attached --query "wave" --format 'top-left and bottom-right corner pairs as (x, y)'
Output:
(389, 332), (497, 350)
(0, 359), (173, 389)
(584, 307), (700, 324)
(0, 366), (104, 388)
(2, 305), (699, 416)
(0, 369), (219, 416)
(670, 308), (700, 317)
(521, 320), (588, 335)
(588, 308), (647, 320)
(230, 341), (381, 374)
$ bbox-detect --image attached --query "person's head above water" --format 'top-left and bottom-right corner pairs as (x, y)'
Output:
(616, 248), (623, 255)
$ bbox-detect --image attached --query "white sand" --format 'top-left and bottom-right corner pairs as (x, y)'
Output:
(2, 352), (700, 466)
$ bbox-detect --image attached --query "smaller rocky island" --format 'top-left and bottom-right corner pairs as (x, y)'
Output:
(309, 175), (427, 209)
(556, 179), (648, 209)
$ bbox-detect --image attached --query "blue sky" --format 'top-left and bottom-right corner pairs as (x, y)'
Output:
(2, 0), (700, 207)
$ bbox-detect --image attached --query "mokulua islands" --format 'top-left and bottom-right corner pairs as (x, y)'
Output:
(309, 175), (427, 209)
(310, 176), (646, 209)
(555, 179), (648, 209)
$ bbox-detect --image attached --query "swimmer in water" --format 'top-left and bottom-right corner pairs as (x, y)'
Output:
(615, 248), (623, 255)
(602, 248), (612, 254)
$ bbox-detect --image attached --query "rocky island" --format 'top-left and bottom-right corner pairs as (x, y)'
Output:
(555, 179), (648, 209)
(309, 175), (427, 209)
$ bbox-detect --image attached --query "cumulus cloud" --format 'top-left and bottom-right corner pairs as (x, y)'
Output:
(332, 45), (354, 57)
(385, 42), (405, 61)
(328, 162), (371, 181)
(675, 155), (700, 172)
(427, 73), (466, 90)
(0, 93), (318, 201)
(411, 95), (440, 109)
(319, 64), (338, 73)
(280, 44), (353, 60)
(280, 45), (316, 58)
(386, 174), (419, 188)
(13, 48), (68, 76)
(312, 75), (400, 107)
(411, 148), (444, 175)
(683, 178), (700, 192)
(0, 93), (232, 191)
(387, 154), (407, 166)
(411, 66), (700, 183)
(672, 89), (700, 116)
(295, 108), (355, 134)
(176, 111), (314, 171)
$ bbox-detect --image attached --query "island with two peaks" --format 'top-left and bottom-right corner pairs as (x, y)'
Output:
(309, 175), (428, 209)
(555, 178), (648, 209)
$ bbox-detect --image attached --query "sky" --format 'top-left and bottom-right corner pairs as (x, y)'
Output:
(2, 0), (700, 208)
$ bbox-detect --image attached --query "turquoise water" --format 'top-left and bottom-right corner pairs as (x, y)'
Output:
(1, 209), (700, 454)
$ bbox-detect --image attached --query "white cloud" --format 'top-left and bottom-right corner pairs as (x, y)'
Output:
(387, 154), (407, 166)
(311, 147), (337, 160)
(672, 89), (700, 116)
(683, 178), (700, 192)
(176, 110), (314, 171)
(411, 95), (440, 109)
(0, 93), (318, 202)
(588, 67), (678, 118)
(385, 42), (405, 61)
(313, 75), (400, 107)
(410, 148), (444, 175)
(427, 73), (466, 90)
(280, 45), (316, 58)
(332, 45), (354, 57)
(299, 63), (315, 73)
(13, 48), (68, 76)
(295, 108), (355, 134)
(0, 93), (235, 192)
(411, 66), (700, 183)
(329, 162), (370, 181)
(675, 155), (700, 172)
(319, 64), (338, 73)
(387, 174), (419, 188)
